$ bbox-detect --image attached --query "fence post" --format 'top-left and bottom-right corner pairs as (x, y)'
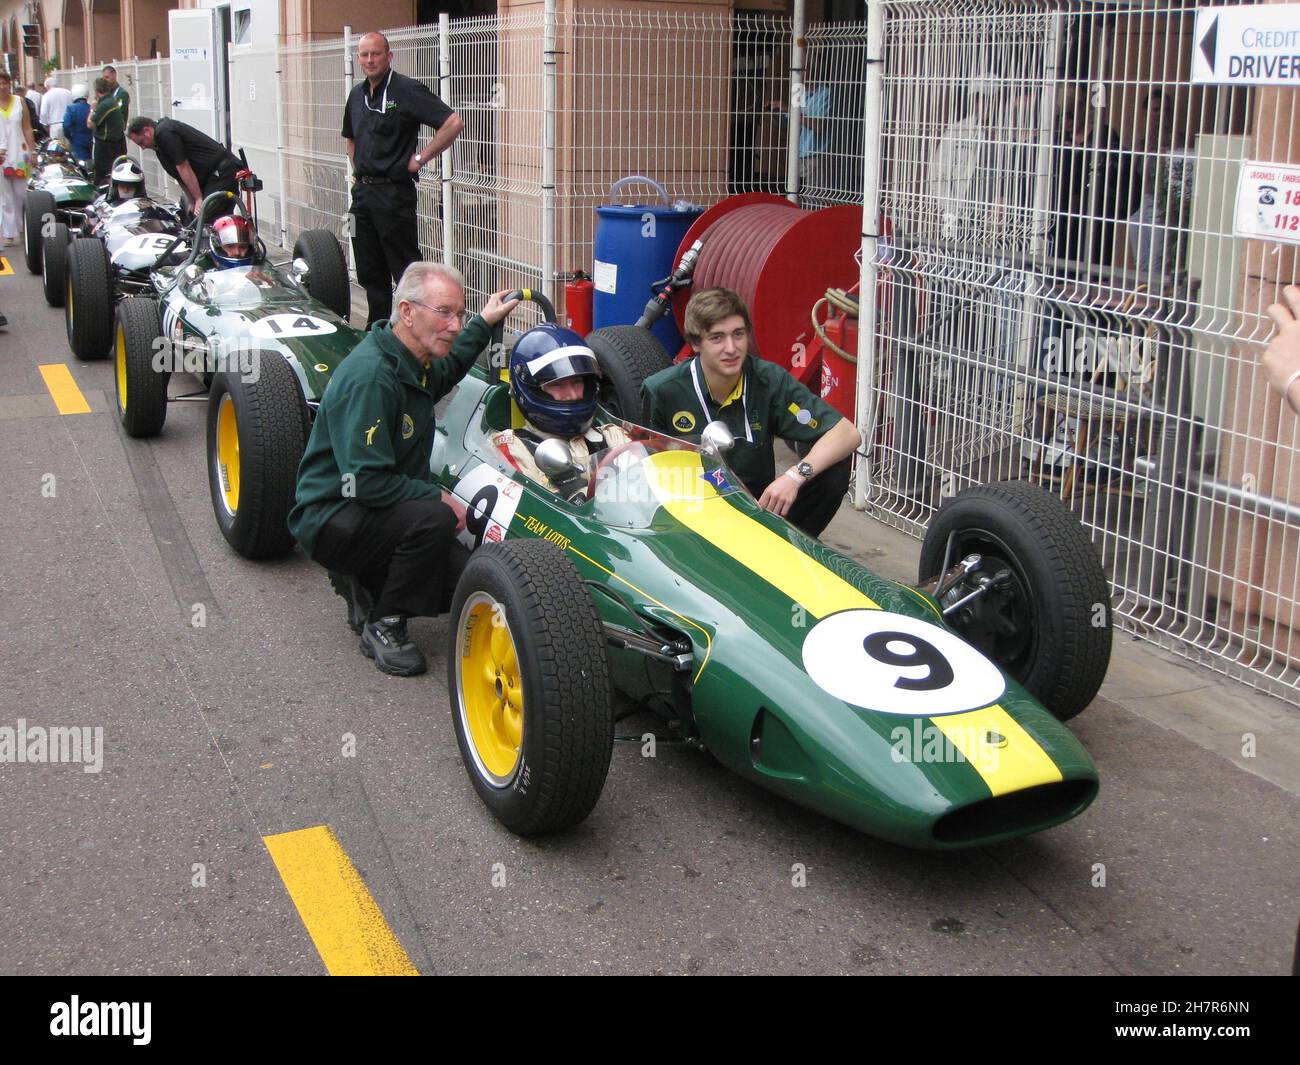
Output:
(343, 26), (357, 285)
(542, 0), (557, 306)
(275, 34), (289, 250)
(785, 0), (806, 204)
(439, 12), (454, 267)
(852, 0), (885, 509)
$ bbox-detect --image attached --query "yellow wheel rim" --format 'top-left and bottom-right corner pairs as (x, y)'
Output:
(215, 392), (240, 515)
(115, 325), (128, 412)
(457, 595), (523, 785)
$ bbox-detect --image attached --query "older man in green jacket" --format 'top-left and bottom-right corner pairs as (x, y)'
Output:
(290, 262), (517, 676)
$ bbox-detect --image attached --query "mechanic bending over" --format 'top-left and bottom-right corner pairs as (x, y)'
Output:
(640, 287), (861, 539)
(492, 323), (630, 496)
(289, 263), (520, 677)
(126, 115), (242, 219)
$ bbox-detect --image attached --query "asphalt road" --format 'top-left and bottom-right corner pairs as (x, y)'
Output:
(0, 247), (1296, 976)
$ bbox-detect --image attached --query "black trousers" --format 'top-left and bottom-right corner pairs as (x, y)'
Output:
(783, 456), (852, 539)
(93, 137), (127, 184)
(349, 180), (420, 327)
(310, 498), (468, 621)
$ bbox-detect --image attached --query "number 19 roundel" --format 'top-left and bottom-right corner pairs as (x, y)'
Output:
(801, 610), (1005, 716)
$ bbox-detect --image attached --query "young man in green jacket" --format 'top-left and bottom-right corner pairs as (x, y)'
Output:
(640, 287), (861, 538)
(289, 262), (518, 676)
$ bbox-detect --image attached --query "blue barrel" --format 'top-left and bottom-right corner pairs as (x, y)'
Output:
(592, 177), (702, 355)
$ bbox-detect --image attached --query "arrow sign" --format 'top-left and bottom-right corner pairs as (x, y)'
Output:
(1193, 5), (1300, 85)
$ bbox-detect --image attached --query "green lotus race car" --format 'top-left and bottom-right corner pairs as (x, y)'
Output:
(21, 145), (96, 276)
(112, 189), (357, 559)
(433, 301), (1111, 850)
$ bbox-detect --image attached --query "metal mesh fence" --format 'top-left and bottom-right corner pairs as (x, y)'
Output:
(867, 0), (1300, 703)
(52, 4), (1300, 703)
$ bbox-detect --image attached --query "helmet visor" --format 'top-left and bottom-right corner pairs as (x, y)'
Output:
(521, 345), (599, 387)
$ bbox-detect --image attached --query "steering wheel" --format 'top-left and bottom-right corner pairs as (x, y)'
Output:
(586, 440), (647, 500)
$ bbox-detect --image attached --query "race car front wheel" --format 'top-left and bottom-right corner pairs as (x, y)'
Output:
(42, 223), (69, 307)
(205, 353), (308, 559)
(293, 230), (351, 322)
(66, 237), (115, 360)
(115, 297), (168, 438)
(449, 539), (614, 835)
(24, 190), (56, 275)
(586, 325), (673, 422)
(919, 479), (1112, 722)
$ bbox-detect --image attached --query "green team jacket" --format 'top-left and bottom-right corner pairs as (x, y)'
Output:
(288, 315), (490, 557)
(640, 353), (842, 495)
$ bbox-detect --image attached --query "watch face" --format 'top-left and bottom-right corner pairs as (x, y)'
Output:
(798, 462), (814, 478)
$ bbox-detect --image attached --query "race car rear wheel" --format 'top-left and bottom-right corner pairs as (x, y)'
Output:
(449, 539), (613, 835)
(586, 325), (673, 423)
(918, 479), (1112, 722)
(24, 190), (56, 275)
(115, 297), (169, 438)
(205, 353), (308, 559)
(42, 223), (70, 307)
(66, 237), (115, 360)
(293, 230), (351, 322)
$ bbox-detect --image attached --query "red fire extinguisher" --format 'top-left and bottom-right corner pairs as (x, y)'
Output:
(565, 270), (594, 336)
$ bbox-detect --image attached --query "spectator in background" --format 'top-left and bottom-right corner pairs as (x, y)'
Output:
(1263, 286), (1300, 416)
(89, 77), (126, 184)
(39, 77), (71, 142)
(0, 71), (35, 248)
(62, 84), (92, 167)
(101, 65), (129, 121)
(1126, 89), (1195, 293)
(14, 85), (44, 141)
(925, 74), (1000, 244)
(1049, 85), (1138, 268)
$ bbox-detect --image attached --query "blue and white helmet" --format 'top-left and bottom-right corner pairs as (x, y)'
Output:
(509, 323), (600, 438)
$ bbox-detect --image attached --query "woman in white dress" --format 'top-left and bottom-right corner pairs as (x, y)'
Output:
(0, 70), (35, 248)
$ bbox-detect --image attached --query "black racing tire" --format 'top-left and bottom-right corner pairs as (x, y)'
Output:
(24, 190), (56, 274)
(66, 237), (115, 360)
(293, 229), (351, 322)
(586, 325), (673, 423)
(448, 539), (614, 835)
(42, 222), (70, 307)
(114, 297), (168, 438)
(919, 479), (1112, 722)
(206, 353), (309, 559)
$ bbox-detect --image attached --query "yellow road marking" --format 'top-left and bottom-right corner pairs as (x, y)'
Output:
(642, 449), (878, 617)
(38, 364), (93, 415)
(263, 825), (418, 976)
(930, 704), (1063, 796)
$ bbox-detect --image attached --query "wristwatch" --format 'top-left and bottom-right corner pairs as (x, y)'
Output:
(785, 461), (814, 482)
(411, 152), (424, 168)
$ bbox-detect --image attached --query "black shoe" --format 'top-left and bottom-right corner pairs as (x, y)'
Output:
(360, 615), (427, 677)
(328, 570), (373, 635)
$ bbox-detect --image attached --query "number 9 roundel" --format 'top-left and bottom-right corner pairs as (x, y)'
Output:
(801, 609), (1006, 717)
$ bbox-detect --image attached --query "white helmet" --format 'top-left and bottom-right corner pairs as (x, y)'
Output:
(70, 82), (87, 100)
(109, 157), (146, 201)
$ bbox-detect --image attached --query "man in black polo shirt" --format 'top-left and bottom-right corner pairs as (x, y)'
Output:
(126, 116), (241, 218)
(641, 287), (861, 539)
(343, 30), (464, 327)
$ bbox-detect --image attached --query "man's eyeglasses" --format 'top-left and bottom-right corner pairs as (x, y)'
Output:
(407, 300), (464, 324)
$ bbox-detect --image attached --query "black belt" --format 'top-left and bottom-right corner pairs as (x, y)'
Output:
(357, 175), (398, 185)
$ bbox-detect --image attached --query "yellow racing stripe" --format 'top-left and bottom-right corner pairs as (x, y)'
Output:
(929, 704), (1063, 796)
(642, 450), (877, 617)
(263, 825), (418, 976)
(38, 364), (93, 415)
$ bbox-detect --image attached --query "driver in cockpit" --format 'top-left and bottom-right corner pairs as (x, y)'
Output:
(106, 156), (147, 204)
(492, 323), (629, 496)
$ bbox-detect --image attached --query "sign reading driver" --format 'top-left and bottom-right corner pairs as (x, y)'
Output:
(1193, 5), (1300, 85)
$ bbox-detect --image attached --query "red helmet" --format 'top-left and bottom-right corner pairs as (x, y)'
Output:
(211, 214), (254, 268)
